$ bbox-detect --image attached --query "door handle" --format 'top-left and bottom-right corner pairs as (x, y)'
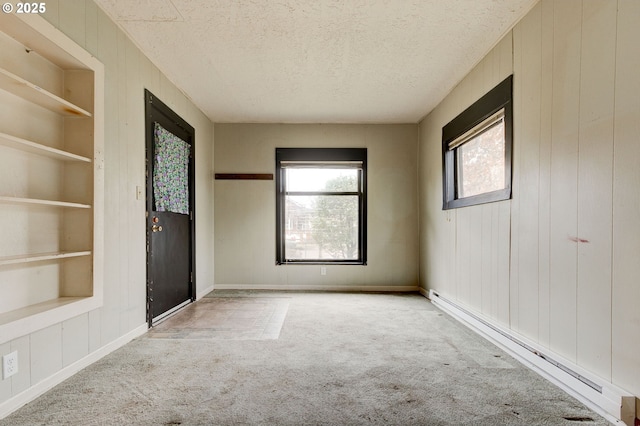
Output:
(152, 225), (163, 232)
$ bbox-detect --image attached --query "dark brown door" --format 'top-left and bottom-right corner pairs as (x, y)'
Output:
(145, 90), (195, 325)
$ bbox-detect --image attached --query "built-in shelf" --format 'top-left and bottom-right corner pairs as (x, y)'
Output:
(0, 251), (91, 266)
(0, 297), (91, 329)
(0, 67), (92, 117)
(0, 196), (91, 209)
(0, 13), (103, 345)
(0, 131), (91, 162)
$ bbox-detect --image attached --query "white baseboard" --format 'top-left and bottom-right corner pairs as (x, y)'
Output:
(0, 323), (148, 420)
(427, 290), (635, 426)
(196, 284), (215, 300)
(213, 284), (419, 292)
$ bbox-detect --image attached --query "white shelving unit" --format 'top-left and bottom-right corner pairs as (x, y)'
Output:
(0, 14), (104, 343)
(0, 131), (91, 162)
(0, 67), (92, 117)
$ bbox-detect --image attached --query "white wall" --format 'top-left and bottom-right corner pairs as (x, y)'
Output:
(214, 124), (418, 290)
(0, 0), (214, 408)
(419, 0), (640, 398)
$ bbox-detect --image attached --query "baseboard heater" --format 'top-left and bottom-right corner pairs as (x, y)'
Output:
(426, 289), (636, 426)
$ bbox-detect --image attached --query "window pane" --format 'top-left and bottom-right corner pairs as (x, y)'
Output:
(456, 120), (505, 198)
(285, 195), (359, 260)
(286, 168), (358, 192)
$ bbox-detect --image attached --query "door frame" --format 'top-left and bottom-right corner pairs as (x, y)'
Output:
(144, 89), (196, 327)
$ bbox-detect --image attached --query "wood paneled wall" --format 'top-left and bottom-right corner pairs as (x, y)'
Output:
(0, 0), (214, 406)
(419, 0), (640, 396)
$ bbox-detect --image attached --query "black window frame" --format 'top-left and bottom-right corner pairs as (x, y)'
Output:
(442, 75), (513, 210)
(275, 147), (367, 265)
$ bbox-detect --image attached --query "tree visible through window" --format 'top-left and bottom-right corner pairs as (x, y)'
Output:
(442, 75), (513, 210)
(276, 148), (367, 265)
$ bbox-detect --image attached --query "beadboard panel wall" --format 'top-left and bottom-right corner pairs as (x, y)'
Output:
(419, 0), (639, 397)
(0, 0), (214, 407)
(214, 124), (419, 290)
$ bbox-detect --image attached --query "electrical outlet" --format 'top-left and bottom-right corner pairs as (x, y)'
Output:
(321, 266), (327, 276)
(3, 351), (18, 379)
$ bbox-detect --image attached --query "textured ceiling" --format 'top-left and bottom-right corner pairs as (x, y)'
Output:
(94, 0), (537, 123)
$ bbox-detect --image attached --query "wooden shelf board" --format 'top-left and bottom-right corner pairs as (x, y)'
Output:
(215, 173), (274, 180)
(0, 67), (92, 117)
(0, 297), (88, 326)
(0, 13), (88, 70)
(0, 251), (91, 266)
(0, 196), (91, 209)
(0, 131), (91, 162)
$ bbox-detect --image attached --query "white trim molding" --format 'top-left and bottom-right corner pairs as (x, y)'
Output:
(196, 284), (215, 300)
(0, 323), (148, 420)
(213, 284), (419, 293)
(426, 289), (636, 426)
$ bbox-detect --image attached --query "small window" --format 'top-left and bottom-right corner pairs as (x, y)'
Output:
(442, 75), (513, 209)
(276, 148), (367, 265)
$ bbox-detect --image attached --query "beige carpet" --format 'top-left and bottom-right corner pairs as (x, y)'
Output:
(0, 291), (607, 425)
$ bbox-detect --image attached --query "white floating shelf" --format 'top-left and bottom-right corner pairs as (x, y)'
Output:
(0, 67), (92, 117)
(0, 131), (91, 162)
(0, 196), (91, 209)
(0, 251), (91, 266)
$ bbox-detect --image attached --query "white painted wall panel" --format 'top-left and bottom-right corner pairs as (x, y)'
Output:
(9, 336), (30, 396)
(549, 0), (581, 362)
(62, 314), (89, 367)
(611, 0), (640, 396)
(514, 3), (542, 339)
(419, 0), (640, 398)
(30, 325), (62, 385)
(0, 343), (10, 401)
(575, 0), (616, 381)
(537, 0), (553, 349)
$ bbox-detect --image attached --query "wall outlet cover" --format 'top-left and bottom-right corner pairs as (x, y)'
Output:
(2, 351), (18, 379)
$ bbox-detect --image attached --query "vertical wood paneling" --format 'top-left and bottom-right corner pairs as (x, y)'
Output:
(576, 0), (616, 381)
(58, 0), (86, 48)
(125, 40), (146, 331)
(456, 208), (471, 304)
(469, 206), (483, 308)
(612, 0), (640, 396)
(30, 325), (62, 384)
(10, 336), (30, 395)
(517, 2), (542, 340)
(42, 0), (59, 27)
(537, 0), (554, 349)
(489, 205), (500, 319)
(85, 1), (98, 56)
(0, 343), (10, 401)
(62, 314), (89, 367)
(420, 0), (639, 398)
(88, 309), (101, 352)
(499, 33), (512, 81)
(510, 22), (521, 332)
(116, 30), (128, 337)
(497, 33), (513, 330)
(548, 0), (581, 361)
(481, 205), (492, 315)
(96, 7), (121, 345)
